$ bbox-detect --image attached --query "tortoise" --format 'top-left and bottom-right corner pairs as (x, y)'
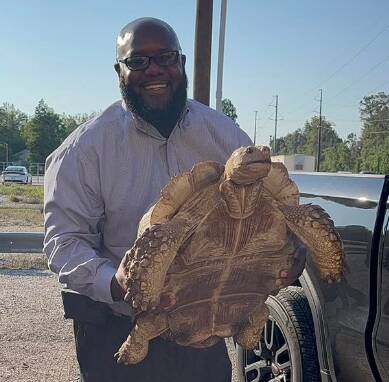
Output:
(115, 145), (344, 365)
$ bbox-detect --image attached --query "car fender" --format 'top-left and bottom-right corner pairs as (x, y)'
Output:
(299, 268), (337, 382)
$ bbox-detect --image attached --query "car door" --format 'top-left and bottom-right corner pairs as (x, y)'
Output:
(370, 176), (389, 381)
(291, 173), (385, 382)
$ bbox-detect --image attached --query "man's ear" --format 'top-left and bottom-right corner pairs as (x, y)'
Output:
(114, 62), (120, 77)
(181, 54), (186, 67)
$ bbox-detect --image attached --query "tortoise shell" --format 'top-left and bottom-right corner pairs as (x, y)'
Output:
(116, 146), (344, 365)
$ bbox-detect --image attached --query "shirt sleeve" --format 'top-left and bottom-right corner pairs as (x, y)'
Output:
(43, 143), (116, 304)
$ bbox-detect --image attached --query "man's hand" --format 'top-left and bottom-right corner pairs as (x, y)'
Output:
(276, 245), (306, 288)
(110, 254), (128, 301)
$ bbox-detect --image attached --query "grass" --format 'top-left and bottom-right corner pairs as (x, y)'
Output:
(0, 184), (45, 269)
(0, 253), (48, 270)
(0, 183), (43, 204)
(0, 207), (43, 228)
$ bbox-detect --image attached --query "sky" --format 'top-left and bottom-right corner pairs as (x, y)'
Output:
(1, 0), (389, 143)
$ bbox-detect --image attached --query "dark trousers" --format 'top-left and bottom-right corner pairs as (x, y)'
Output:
(64, 291), (232, 382)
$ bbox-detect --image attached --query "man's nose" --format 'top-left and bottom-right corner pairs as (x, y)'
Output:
(144, 59), (165, 76)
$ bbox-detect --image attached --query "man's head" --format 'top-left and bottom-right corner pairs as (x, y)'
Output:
(225, 146), (272, 185)
(115, 18), (187, 136)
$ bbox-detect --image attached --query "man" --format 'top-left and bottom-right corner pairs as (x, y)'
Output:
(44, 18), (304, 382)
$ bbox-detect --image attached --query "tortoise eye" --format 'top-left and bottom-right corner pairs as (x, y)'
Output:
(245, 147), (254, 154)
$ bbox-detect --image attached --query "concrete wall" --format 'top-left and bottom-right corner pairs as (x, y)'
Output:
(271, 154), (315, 172)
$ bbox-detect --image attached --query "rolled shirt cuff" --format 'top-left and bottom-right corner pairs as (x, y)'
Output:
(92, 262), (117, 304)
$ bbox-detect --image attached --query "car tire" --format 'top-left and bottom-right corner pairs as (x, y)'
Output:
(236, 286), (321, 382)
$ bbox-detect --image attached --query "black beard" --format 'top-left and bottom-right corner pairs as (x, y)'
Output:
(120, 73), (188, 138)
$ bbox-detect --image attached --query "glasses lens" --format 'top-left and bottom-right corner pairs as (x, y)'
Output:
(155, 51), (178, 67)
(126, 56), (149, 70)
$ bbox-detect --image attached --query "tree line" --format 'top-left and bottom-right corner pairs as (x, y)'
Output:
(272, 92), (389, 174)
(0, 93), (388, 173)
(0, 100), (95, 164)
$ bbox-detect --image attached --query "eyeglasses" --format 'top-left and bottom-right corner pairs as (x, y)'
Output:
(118, 51), (181, 71)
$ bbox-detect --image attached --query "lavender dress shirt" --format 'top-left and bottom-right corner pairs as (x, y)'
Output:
(44, 99), (252, 315)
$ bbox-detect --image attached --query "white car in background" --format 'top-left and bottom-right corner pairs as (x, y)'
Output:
(0, 166), (32, 185)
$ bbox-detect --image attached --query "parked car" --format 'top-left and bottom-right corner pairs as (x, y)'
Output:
(0, 166), (32, 185)
(237, 172), (389, 382)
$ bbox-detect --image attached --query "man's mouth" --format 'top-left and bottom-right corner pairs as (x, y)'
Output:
(143, 82), (169, 93)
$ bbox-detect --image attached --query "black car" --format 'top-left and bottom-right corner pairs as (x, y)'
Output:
(237, 172), (389, 382)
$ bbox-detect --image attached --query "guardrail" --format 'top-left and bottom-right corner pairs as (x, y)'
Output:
(0, 232), (44, 253)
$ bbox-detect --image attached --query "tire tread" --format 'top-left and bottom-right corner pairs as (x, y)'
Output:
(276, 286), (320, 382)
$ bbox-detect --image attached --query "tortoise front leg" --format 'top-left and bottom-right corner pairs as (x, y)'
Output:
(115, 312), (168, 365)
(123, 220), (191, 311)
(279, 204), (344, 282)
(235, 305), (269, 350)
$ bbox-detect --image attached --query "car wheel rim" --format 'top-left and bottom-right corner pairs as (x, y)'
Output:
(243, 315), (291, 382)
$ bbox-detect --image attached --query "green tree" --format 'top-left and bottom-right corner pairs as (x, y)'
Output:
(276, 116), (341, 158)
(301, 116), (341, 158)
(275, 128), (306, 155)
(0, 103), (27, 161)
(221, 98), (238, 122)
(345, 133), (361, 172)
(321, 142), (351, 172)
(22, 100), (66, 163)
(359, 92), (389, 174)
(61, 112), (97, 137)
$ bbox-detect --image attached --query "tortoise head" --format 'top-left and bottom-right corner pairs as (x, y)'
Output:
(225, 146), (271, 185)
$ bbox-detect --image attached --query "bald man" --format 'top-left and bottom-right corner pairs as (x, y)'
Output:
(44, 18), (303, 382)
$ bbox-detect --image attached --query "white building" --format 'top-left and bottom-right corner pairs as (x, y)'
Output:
(271, 154), (315, 172)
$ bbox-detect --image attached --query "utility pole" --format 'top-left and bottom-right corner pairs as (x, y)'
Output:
(316, 89), (323, 172)
(0, 143), (8, 163)
(253, 111), (258, 144)
(273, 95), (278, 154)
(193, 0), (213, 106)
(215, 0), (227, 112)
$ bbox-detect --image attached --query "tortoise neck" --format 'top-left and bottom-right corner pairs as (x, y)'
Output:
(219, 179), (262, 219)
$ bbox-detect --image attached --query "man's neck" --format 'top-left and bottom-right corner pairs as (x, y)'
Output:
(144, 104), (187, 138)
(153, 119), (177, 138)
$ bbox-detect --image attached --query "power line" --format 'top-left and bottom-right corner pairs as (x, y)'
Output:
(283, 24), (389, 118)
(316, 23), (389, 89)
(363, 130), (389, 134)
(367, 79), (389, 94)
(330, 53), (389, 99)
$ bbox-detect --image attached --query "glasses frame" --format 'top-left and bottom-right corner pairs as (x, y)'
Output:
(118, 50), (181, 71)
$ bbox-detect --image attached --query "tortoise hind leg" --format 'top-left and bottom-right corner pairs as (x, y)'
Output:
(236, 306), (269, 350)
(115, 312), (168, 365)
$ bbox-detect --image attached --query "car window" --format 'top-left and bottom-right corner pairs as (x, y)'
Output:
(5, 166), (25, 172)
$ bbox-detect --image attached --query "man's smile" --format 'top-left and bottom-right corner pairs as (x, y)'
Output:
(142, 82), (169, 95)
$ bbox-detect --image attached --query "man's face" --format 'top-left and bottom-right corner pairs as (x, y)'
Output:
(116, 25), (187, 122)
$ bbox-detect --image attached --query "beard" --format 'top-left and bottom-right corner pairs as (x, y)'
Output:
(120, 72), (188, 136)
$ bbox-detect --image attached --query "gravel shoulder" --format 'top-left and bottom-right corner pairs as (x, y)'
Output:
(0, 197), (239, 381)
(0, 269), (78, 382)
(0, 266), (239, 382)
